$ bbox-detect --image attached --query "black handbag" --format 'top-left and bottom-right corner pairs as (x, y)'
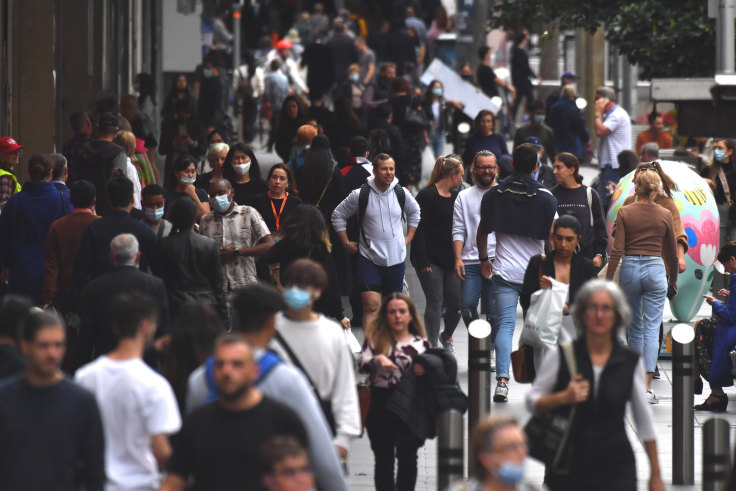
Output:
(524, 342), (578, 474)
(404, 105), (429, 129)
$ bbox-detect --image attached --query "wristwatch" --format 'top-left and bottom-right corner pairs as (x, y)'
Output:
(234, 248), (240, 256)
(479, 256), (489, 263)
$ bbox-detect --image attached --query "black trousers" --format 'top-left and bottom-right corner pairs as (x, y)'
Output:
(366, 387), (424, 491)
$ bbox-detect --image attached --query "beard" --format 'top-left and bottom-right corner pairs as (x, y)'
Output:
(477, 174), (495, 187)
(218, 380), (251, 402)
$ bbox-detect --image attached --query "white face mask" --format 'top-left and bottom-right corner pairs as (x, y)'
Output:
(233, 162), (251, 177)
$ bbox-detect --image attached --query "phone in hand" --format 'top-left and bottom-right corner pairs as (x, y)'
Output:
(667, 284), (678, 300)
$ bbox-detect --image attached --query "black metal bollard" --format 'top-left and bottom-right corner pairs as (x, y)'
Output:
(703, 418), (730, 491)
(468, 320), (491, 437)
(672, 323), (695, 485)
(437, 409), (464, 490)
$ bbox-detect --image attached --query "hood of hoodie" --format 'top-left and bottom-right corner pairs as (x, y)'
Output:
(80, 139), (126, 162)
(366, 175), (398, 195)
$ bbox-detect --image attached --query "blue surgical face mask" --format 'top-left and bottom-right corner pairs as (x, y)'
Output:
(715, 149), (727, 163)
(144, 207), (164, 222)
(180, 176), (196, 185)
(432, 87), (443, 97)
(533, 114), (545, 124)
(203, 68), (213, 79)
(348, 73), (360, 83)
(493, 462), (525, 486)
(210, 194), (231, 213)
(283, 287), (312, 311)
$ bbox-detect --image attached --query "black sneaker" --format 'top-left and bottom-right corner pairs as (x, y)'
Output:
(653, 366), (660, 379)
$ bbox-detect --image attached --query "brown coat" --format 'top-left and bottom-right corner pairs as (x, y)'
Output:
(42, 211), (99, 312)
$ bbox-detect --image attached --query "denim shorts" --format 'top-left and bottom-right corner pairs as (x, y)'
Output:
(357, 254), (406, 295)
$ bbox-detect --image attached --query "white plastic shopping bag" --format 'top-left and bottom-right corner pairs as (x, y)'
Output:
(520, 278), (569, 348)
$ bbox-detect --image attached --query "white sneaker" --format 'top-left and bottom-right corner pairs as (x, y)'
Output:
(494, 382), (509, 402)
(490, 344), (496, 371)
(647, 389), (659, 404)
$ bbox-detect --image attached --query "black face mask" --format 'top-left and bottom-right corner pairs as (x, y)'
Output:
(461, 75), (473, 82)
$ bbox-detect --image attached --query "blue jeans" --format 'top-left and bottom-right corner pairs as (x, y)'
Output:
(461, 263), (496, 328)
(429, 131), (445, 160)
(619, 256), (667, 372)
(490, 275), (522, 381)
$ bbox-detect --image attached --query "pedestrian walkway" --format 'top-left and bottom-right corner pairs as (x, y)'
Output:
(346, 267), (736, 490)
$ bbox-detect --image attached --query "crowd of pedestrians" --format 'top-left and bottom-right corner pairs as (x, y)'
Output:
(1, 3), (736, 491)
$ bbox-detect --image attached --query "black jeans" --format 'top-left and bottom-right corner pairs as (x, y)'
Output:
(366, 387), (424, 491)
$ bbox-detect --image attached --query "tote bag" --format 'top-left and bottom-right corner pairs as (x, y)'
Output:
(520, 278), (569, 348)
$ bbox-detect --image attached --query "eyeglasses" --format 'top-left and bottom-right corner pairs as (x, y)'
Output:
(494, 441), (527, 454)
(584, 304), (615, 315)
(475, 165), (497, 172)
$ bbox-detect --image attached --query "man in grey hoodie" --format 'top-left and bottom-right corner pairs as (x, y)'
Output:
(332, 153), (421, 328)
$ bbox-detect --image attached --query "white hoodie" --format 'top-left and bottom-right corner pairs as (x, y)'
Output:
(332, 176), (421, 267)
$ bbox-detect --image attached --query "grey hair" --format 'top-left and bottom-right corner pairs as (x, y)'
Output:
(570, 279), (631, 340)
(207, 142), (230, 163)
(641, 142), (659, 159)
(595, 86), (616, 102)
(561, 84), (577, 99)
(472, 150), (496, 168)
(110, 233), (139, 264)
(49, 153), (67, 168)
(210, 178), (232, 190)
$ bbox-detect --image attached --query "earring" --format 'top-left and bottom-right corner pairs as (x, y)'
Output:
(574, 244), (581, 254)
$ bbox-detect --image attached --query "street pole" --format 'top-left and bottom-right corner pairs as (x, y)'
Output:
(232, 1), (243, 141)
(468, 319), (491, 437)
(703, 418), (730, 491)
(671, 323), (695, 485)
(437, 409), (464, 490)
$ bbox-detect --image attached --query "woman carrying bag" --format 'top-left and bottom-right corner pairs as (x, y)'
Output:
(526, 280), (665, 491)
(519, 215), (598, 370)
(358, 293), (430, 491)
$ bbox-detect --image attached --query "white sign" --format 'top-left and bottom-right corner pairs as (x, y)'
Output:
(420, 58), (500, 119)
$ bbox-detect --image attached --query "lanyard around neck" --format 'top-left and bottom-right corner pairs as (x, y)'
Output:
(269, 192), (288, 230)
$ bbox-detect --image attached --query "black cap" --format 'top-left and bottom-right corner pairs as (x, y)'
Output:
(98, 112), (119, 129)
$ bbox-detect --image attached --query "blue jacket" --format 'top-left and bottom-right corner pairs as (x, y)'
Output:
(546, 98), (590, 160)
(0, 181), (72, 303)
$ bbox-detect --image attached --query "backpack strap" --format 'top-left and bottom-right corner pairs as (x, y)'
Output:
(357, 183), (407, 244)
(204, 355), (218, 403)
(586, 186), (593, 227)
(256, 350), (282, 384)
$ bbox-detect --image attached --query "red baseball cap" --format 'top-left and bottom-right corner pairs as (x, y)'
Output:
(0, 137), (24, 153)
(275, 39), (293, 50)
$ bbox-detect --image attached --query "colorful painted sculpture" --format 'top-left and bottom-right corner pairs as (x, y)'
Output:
(605, 161), (719, 322)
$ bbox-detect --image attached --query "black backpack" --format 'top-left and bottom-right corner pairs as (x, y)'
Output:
(357, 183), (406, 245)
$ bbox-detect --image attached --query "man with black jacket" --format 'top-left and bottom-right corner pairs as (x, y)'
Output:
(76, 112), (128, 213)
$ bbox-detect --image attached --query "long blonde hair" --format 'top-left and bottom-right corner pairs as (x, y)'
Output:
(427, 155), (463, 187)
(365, 293), (426, 355)
(634, 169), (662, 203)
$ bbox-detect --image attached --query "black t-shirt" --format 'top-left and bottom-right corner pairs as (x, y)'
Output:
(163, 187), (210, 212)
(250, 192), (303, 234)
(0, 376), (105, 491)
(550, 184), (607, 259)
(477, 64), (499, 98)
(233, 179), (268, 207)
(168, 396), (307, 491)
(411, 185), (457, 269)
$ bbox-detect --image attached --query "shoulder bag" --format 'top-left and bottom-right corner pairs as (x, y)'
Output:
(523, 342), (578, 474)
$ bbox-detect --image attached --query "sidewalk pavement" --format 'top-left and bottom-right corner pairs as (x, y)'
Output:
(346, 271), (736, 490)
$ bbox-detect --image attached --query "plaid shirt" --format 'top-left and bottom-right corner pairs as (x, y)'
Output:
(199, 204), (270, 290)
(0, 175), (18, 207)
